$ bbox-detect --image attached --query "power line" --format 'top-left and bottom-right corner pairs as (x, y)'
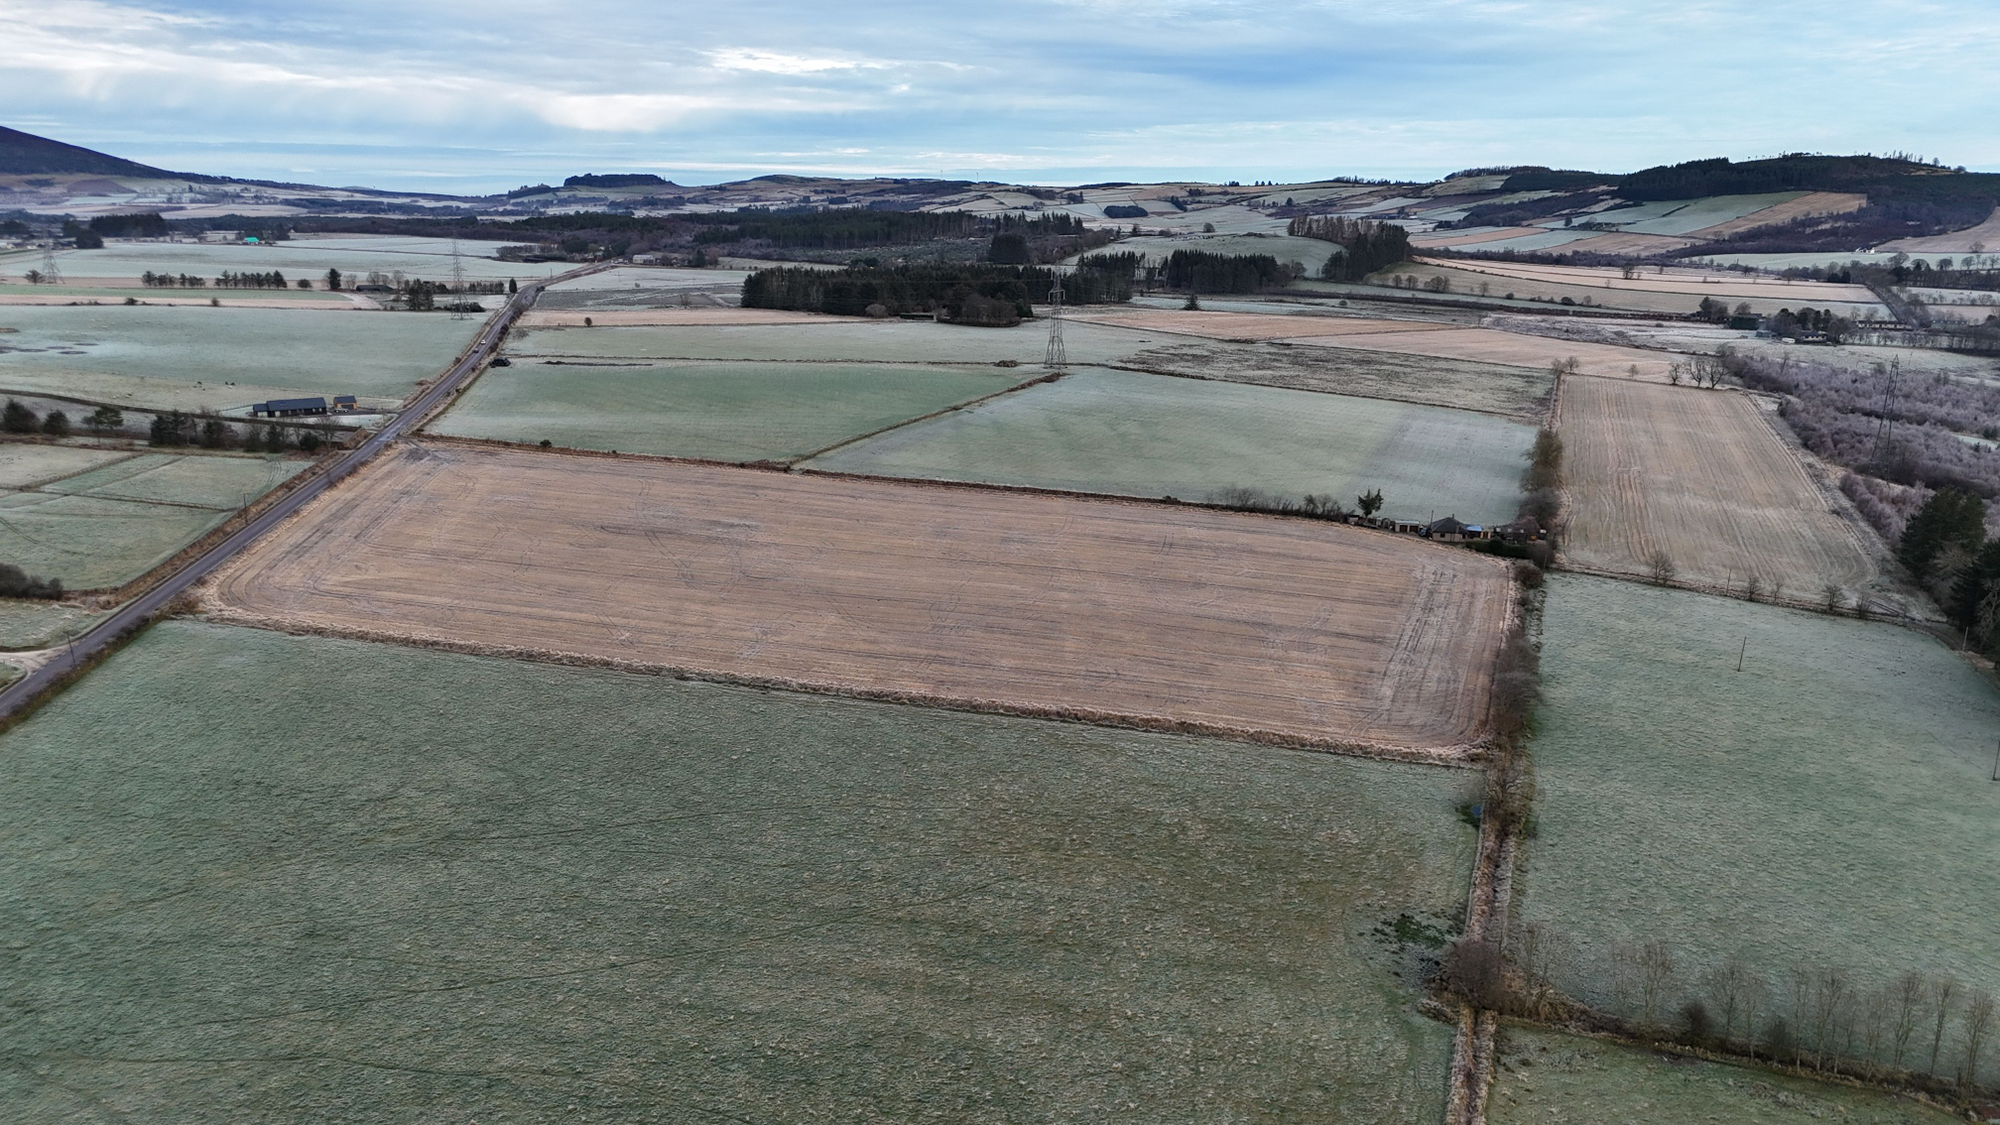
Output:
(39, 241), (61, 286)
(449, 239), (470, 321)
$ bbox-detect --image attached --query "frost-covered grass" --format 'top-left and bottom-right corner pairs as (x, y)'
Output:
(1489, 1024), (1959, 1125)
(33, 237), (567, 283)
(0, 598), (104, 650)
(0, 491), (224, 589)
(1519, 577), (2000, 1081)
(0, 445), (307, 589)
(0, 620), (1475, 1122)
(507, 317), (1181, 367)
(434, 360), (1030, 461)
(807, 367), (1537, 523)
(0, 303), (479, 412)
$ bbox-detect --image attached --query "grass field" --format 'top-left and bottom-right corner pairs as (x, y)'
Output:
(31, 236), (567, 284)
(210, 442), (1514, 754)
(808, 367), (1539, 524)
(1489, 1025), (1959, 1125)
(1517, 576), (2000, 1082)
(0, 444), (307, 589)
(506, 318), (1181, 368)
(0, 598), (104, 650)
(0, 304), (480, 412)
(432, 360), (1031, 461)
(0, 619), (1476, 1121)
(0, 443), (130, 488)
(1555, 377), (1876, 596)
(1123, 339), (1554, 419)
(535, 266), (751, 312)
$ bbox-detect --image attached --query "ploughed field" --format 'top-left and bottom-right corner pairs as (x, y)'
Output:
(0, 620), (1474, 1122)
(1072, 308), (1675, 381)
(1555, 376), (1875, 598)
(431, 359), (1034, 461)
(806, 367), (1538, 525)
(209, 442), (1513, 755)
(0, 444), (309, 589)
(1515, 577), (2000, 1085)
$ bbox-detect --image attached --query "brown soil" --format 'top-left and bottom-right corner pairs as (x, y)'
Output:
(207, 443), (1514, 756)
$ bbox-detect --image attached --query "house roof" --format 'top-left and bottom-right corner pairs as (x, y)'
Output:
(264, 396), (327, 411)
(1428, 515), (1468, 534)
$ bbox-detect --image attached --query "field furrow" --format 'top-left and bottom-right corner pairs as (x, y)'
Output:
(208, 443), (1515, 756)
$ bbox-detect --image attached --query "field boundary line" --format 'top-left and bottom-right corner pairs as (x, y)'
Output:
(788, 370), (1063, 463)
(194, 607), (1491, 769)
(409, 434), (1527, 562)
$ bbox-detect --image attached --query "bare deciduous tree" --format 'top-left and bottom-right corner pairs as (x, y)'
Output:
(1647, 550), (1677, 585)
(1890, 970), (1925, 1070)
(1962, 990), (1995, 1090)
(1929, 975), (1961, 1077)
(1637, 942), (1676, 1030)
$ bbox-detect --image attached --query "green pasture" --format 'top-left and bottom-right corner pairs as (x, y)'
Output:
(1577, 192), (1805, 237)
(1518, 576), (2000, 1083)
(1489, 1025), (1959, 1125)
(0, 303), (479, 412)
(0, 491), (224, 589)
(807, 366), (1537, 523)
(0, 598), (105, 650)
(433, 360), (1031, 461)
(0, 444), (306, 589)
(0, 620), (1477, 1121)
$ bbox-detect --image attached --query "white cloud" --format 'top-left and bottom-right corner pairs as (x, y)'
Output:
(706, 48), (886, 75)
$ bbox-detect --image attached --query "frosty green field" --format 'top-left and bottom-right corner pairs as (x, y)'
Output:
(507, 317), (1182, 367)
(0, 620), (1475, 1122)
(32, 236), (567, 283)
(0, 445), (308, 589)
(0, 304), (480, 411)
(1517, 577), (2000, 1081)
(0, 598), (104, 650)
(807, 367), (1537, 523)
(434, 360), (1032, 461)
(1488, 1025), (1959, 1125)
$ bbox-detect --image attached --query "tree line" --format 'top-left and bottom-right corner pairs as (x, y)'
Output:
(741, 261), (1131, 319)
(1286, 216), (1413, 281)
(1159, 250), (1293, 293)
(1444, 926), (1998, 1101)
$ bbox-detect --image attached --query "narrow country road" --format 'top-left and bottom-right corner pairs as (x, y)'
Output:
(0, 262), (608, 720)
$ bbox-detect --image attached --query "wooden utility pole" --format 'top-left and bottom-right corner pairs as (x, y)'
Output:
(1736, 637), (1747, 673)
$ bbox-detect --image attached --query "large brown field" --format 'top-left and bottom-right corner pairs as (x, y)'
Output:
(1555, 376), (1875, 596)
(1073, 308), (1674, 380)
(208, 443), (1514, 755)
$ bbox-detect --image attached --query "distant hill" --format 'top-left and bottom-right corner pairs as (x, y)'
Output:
(0, 125), (181, 178)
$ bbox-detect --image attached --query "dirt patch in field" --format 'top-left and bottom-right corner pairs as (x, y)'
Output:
(1282, 326), (1676, 381)
(1073, 309), (1439, 341)
(1124, 341), (1554, 419)
(208, 444), (1514, 756)
(1555, 376), (1876, 596)
(517, 307), (832, 328)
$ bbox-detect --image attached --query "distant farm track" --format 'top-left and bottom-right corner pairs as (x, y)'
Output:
(1557, 376), (1875, 594)
(208, 443), (1514, 758)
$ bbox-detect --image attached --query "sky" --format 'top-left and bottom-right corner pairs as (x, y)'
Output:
(3, 0), (1997, 194)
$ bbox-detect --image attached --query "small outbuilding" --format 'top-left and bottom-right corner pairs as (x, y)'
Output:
(332, 395), (358, 412)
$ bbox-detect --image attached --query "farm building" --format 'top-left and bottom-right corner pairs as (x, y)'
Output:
(251, 397), (329, 418)
(333, 395), (358, 412)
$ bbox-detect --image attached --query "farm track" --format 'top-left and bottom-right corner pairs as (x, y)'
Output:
(207, 442), (1516, 759)
(1555, 376), (1875, 596)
